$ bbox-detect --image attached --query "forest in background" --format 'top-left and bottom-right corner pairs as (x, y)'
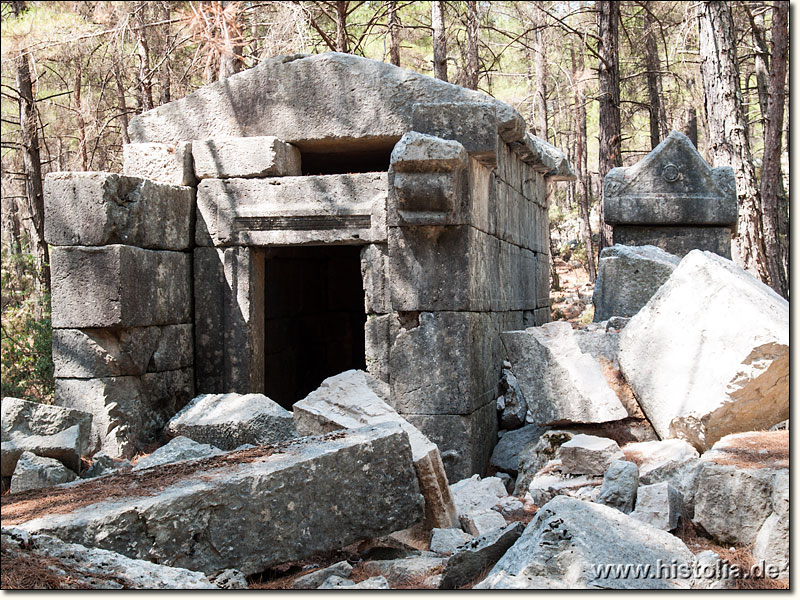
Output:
(0, 1), (790, 403)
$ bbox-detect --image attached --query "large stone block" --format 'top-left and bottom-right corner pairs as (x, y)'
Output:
(9, 451), (79, 493)
(1, 397), (92, 476)
(475, 496), (695, 589)
(360, 243), (390, 314)
(53, 325), (192, 378)
(618, 250), (789, 451)
(122, 142), (196, 186)
(405, 401), (497, 482)
(389, 311), (501, 415)
(293, 370), (458, 530)
(389, 131), (468, 173)
(364, 314), (390, 383)
(192, 136), (301, 179)
(611, 225), (733, 259)
(411, 102), (499, 165)
(501, 322), (628, 426)
(5, 423), (424, 576)
(603, 131), (736, 226)
(196, 173), (387, 246)
(128, 52), (525, 146)
(592, 245), (680, 321)
(44, 172), (194, 250)
(51, 245), (191, 329)
(55, 369), (194, 458)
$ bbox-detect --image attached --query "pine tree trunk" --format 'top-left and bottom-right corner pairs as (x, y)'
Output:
(572, 44), (596, 283)
(388, 1), (400, 66)
(114, 65), (131, 145)
(745, 5), (771, 128)
(759, 0), (789, 297)
(432, 1), (448, 81)
(698, 1), (768, 282)
(682, 107), (698, 148)
(158, 2), (171, 103)
(219, 1), (242, 79)
(15, 50), (50, 292)
(597, 0), (620, 250)
(532, 7), (547, 139)
(464, 1), (479, 90)
(644, 2), (668, 149)
(335, 1), (349, 53)
(74, 61), (88, 171)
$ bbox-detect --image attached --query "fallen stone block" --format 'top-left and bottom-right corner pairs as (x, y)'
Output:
(1, 527), (217, 589)
(501, 322), (628, 426)
(123, 142), (196, 186)
(557, 434), (625, 476)
(618, 250), (789, 451)
(440, 522), (524, 589)
(496, 367), (527, 430)
(460, 510), (507, 537)
(429, 528), (473, 556)
(514, 430), (574, 495)
(132, 437), (224, 471)
(596, 459), (639, 514)
(592, 244), (680, 321)
(449, 474), (508, 520)
(318, 575), (391, 589)
(361, 554), (446, 587)
(192, 136), (301, 179)
(166, 393), (296, 451)
(209, 569), (248, 589)
(50, 245), (191, 328)
(292, 561), (353, 590)
(526, 462), (603, 506)
(44, 172), (194, 251)
(9, 452), (79, 494)
(1, 398), (92, 476)
(84, 452), (132, 479)
(489, 424), (545, 476)
(630, 482), (682, 531)
(3, 423), (423, 576)
(293, 370), (457, 529)
(690, 550), (736, 590)
(692, 431), (787, 546)
(474, 496), (696, 589)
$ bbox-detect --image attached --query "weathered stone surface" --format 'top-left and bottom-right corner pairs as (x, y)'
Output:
(440, 522), (524, 589)
(411, 102), (499, 164)
(361, 554), (446, 586)
(557, 434), (625, 476)
(129, 53), (525, 146)
(526, 461), (603, 506)
(630, 482), (682, 531)
(489, 424), (545, 476)
(360, 243), (390, 315)
(6, 423), (424, 576)
(612, 225), (733, 259)
(197, 173), (387, 247)
(192, 136), (301, 179)
(51, 245), (191, 329)
(603, 131), (737, 226)
(55, 369), (194, 458)
(475, 496), (696, 589)
(692, 431), (787, 547)
(502, 322), (628, 426)
(210, 569), (249, 589)
(123, 142), (196, 186)
(592, 244), (680, 321)
(429, 528), (473, 556)
(9, 452), (79, 493)
(293, 369), (457, 530)
(514, 430), (574, 495)
(1, 398), (92, 476)
(390, 131), (468, 173)
(619, 250), (789, 451)
(460, 510), (507, 537)
(167, 393), (296, 451)
(496, 368), (527, 430)
(84, 452), (132, 479)
(753, 511), (789, 579)
(44, 172), (194, 250)
(1, 527), (216, 589)
(690, 550), (736, 590)
(449, 474), (508, 520)
(292, 561), (353, 589)
(132, 437), (224, 471)
(596, 459), (639, 514)
(53, 325), (192, 378)
(319, 575), (391, 589)
(508, 133), (576, 180)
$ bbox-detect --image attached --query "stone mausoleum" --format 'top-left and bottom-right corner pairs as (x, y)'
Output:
(44, 52), (573, 480)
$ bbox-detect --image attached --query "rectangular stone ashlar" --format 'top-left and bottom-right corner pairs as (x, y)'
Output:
(122, 142), (196, 186)
(55, 368), (194, 457)
(360, 244), (390, 315)
(411, 102), (499, 165)
(51, 245), (191, 329)
(44, 172), (194, 250)
(192, 136), (301, 179)
(7, 423), (424, 576)
(612, 226), (733, 259)
(196, 173), (388, 246)
(53, 324), (193, 378)
(193, 246), (264, 394)
(365, 314), (390, 383)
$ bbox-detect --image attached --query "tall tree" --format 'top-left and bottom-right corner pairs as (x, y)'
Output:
(432, 1), (448, 81)
(387, 0), (400, 66)
(464, 1), (479, 89)
(597, 0), (620, 250)
(698, 1), (768, 282)
(532, 5), (548, 139)
(759, 0), (788, 297)
(572, 42), (596, 283)
(643, 1), (668, 149)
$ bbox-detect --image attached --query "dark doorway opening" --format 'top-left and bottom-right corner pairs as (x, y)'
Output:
(263, 245), (366, 408)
